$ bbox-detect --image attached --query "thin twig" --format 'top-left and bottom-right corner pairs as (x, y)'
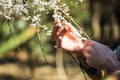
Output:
(37, 31), (48, 63)
(8, 22), (13, 36)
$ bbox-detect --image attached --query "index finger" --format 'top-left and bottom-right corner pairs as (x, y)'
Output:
(52, 21), (64, 39)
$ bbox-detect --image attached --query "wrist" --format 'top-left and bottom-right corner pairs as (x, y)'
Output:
(74, 43), (84, 53)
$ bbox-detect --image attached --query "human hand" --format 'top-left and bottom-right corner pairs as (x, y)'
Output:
(52, 21), (84, 53)
(52, 21), (120, 75)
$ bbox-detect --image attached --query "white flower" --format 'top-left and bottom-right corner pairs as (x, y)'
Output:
(0, 0), (70, 35)
(47, 30), (52, 36)
(4, 15), (11, 20)
(0, 11), (2, 15)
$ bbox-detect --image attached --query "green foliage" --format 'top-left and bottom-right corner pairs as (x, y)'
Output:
(0, 0), (90, 58)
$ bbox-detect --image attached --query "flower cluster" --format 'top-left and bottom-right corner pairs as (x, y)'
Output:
(0, 0), (28, 20)
(0, 0), (71, 35)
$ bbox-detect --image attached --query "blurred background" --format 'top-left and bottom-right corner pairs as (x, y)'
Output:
(0, 0), (119, 80)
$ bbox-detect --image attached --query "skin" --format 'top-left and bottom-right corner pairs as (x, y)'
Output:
(52, 21), (120, 77)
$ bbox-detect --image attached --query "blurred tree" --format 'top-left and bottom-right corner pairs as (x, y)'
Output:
(87, 0), (120, 49)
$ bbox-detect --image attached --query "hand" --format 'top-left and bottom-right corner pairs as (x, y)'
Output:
(52, 21), (83, 53)
(52, 21), (120, 75)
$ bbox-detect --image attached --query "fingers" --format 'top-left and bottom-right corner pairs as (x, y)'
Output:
(54, 21), (80, 38)
(52, 21), (63, 39)
(62, 21), (72, 31)
(57, 36), (62, 48)
(52, 21), (70, 39)
(62, 21), (80, 36)
(58, 28), (67, 38)
(55, 26), (68, 47)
